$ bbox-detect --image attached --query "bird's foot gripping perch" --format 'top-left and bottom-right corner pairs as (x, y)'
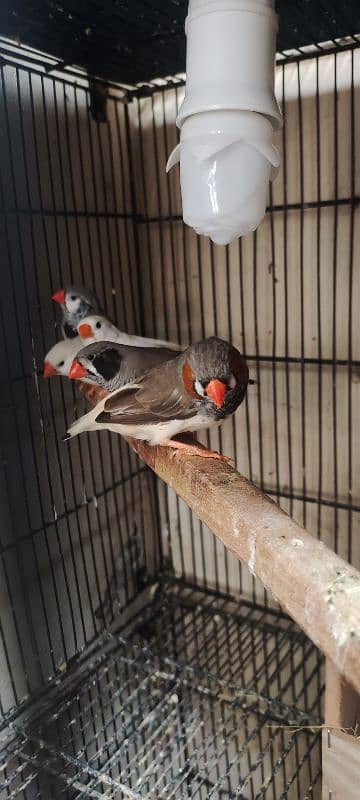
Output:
(160, 435), (233, 463)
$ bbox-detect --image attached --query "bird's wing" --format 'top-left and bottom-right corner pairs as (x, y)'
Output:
(96, 366), (197, 426)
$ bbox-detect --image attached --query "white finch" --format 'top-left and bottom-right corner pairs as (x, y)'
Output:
(78, 314), (183, 352)
(43, 338), (82, 378)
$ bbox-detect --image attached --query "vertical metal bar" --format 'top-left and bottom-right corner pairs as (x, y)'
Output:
(347, 50), (355, 564)
(238, 238), (253, 484)
(113, 102), (140, 332)
(115, 100), (162, 592)
(332, 52), (340, 553)
(224, 242), (243, 595)
(183, 227), (209, 587)
(157, 90), (188, 580)
(183, 232), (205, 583)
(315, 56), (323, 541)
(66, 83), (118, 625)
(281, 63), (294, 520)
(96, 102), (134, 330)
(87, 90), (147, 601)
(238, 236), (254, 600)
(160, 91), (181, 343)
(126, 94), (170, 577)
(296, 61), (307, 529)
(207, 240), (222, 593)
(269, 192), (281, 507)
(139, 98), (168, 336)
(252, 230), (265, 493)
(175, 85), (192, 346)
(79, 88), (127, 610)
(126, 101), (157, 336)
(252, 231), (266, 607)
(135, 95), (175, 575)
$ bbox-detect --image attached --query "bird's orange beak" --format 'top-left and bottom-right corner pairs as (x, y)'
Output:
(52, 288), (66, 305)
(69, 359), (88, 380)
(205, 379), (227, 409)
(79, 323), (93, 339)
(43, 361), (58, 378)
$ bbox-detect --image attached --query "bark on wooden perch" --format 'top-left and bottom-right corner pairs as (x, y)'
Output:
(78, 382), (360, 694)
(131, 439), (360, 695)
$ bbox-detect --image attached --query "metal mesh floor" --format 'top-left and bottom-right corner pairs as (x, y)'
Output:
(0, 581), (324, 799)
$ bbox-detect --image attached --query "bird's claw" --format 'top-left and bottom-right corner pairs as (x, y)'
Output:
(161, 438), (233, 463)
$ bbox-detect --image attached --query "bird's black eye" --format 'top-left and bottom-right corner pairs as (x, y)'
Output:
(88, 354), (95, 362)
(71, 295), (77, 301)
(58, 360), (65, 367)
(95, 321), (101, 329)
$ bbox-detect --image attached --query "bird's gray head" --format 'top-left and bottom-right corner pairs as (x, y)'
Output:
(182, 336), (249, 420)
(52, 285), (102, 338)
(69, 341), (124, 389)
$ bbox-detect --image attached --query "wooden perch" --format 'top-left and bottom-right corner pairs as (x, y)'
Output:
(77, 382), (360, 694)
(131, 439), (360, 694)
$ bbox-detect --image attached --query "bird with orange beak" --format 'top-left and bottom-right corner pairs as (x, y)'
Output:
(52, 285), (102, 339)
(63, 337), (249, 458)
(68, 340), (179, 391)
(43, 338), (82, 378)
(78, 314), (182, 352)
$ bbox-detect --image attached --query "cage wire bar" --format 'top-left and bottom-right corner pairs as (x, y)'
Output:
(0, 32), (359, 800)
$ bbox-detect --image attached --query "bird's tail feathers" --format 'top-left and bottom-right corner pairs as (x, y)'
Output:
(63, 411), (94, 440)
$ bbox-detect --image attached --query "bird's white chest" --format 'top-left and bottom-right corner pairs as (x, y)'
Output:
(145, 412), (213, 445)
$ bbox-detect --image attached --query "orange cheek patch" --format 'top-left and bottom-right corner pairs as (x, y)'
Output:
(182, 362), (201, 399)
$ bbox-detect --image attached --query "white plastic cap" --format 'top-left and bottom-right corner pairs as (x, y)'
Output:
(167, 110), (280, 245)
(178, 0), (282, 129)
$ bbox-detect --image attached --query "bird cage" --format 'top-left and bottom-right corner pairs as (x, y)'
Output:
(0, 2), (359, 799)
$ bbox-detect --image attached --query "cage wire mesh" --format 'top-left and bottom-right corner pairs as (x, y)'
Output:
(0, 31), (359, 800)
(1, 1), (360, 83)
